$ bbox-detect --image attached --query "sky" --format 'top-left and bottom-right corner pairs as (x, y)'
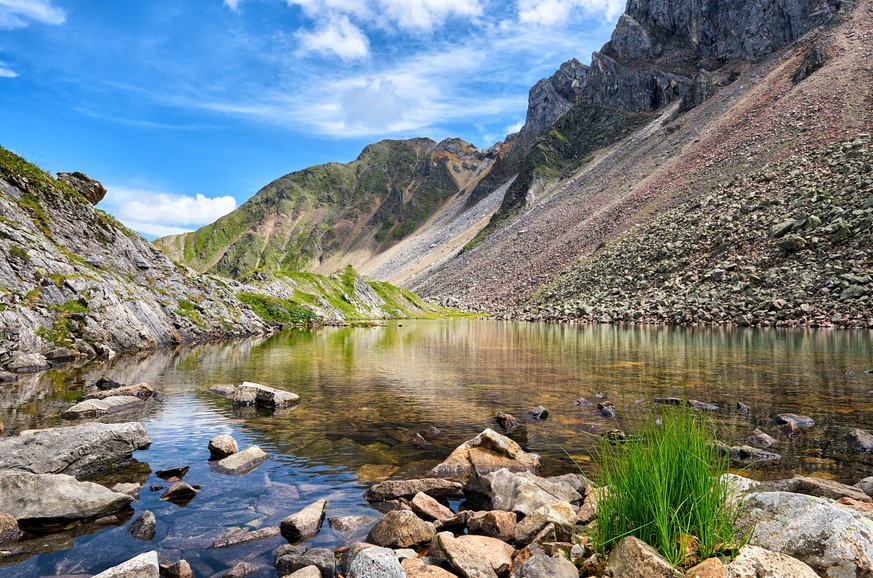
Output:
(0, 0), (622, 238)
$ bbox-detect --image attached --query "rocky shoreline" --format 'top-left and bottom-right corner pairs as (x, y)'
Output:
(3, 375), (873, 577)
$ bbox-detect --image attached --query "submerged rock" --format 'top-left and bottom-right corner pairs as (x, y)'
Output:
(280, 499), (327, 543)
(772, 413), (815, 428)
(846, 428), (873, 453)
(0, 472), (133, 532)
(748, 428), (778, 448)
(61, 395), (146, 419)
(430, 428), (540, 479)
(528, 406), (549, 420)
(160, 482), (199, 506)
(0, 422), (151, 479)
(328, 515), (378, 534)
(717, 442), (781, 467)
(82, 382), (155, 401)
(213, 445), (268, 475)
(210, 525), (281, 549)
(495, 412), (520, 432)
(233, 381), (300, 409)
(128, 510), (156, 541)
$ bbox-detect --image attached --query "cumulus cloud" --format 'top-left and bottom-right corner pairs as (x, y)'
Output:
(102, 185), (237, 237)
(288, 0), (482, 33)
(517, 0), (624, 25)
(296, 14), (370, 61)
(0, 0), (65, 29)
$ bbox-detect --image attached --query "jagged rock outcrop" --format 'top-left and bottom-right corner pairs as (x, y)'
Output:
(0, 148), (267, 366)
(56, 172), (107, 206)
(517, 58), (589, 145)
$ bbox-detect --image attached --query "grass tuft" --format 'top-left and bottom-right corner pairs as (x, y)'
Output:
(593, 408), (740, 567)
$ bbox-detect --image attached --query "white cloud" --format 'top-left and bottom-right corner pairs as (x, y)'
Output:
(517, 0), (624, 25)
(0, 61), (17, 78)
(374, 0), (483, 31)
(0, 0), (65, 29)
(102, 185), (237, 237)
(296, 14), (370, 61)
(223, 0), (241, 11)
(504, 119), (524, 134)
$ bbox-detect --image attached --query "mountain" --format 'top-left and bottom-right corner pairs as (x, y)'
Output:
(157, 0), (871, 326)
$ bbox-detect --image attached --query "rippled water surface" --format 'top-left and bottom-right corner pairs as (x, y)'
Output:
(2, 321), (872, 576)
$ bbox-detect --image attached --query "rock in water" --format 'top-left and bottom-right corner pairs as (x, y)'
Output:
(364, 478), (463, 502)
(128, 510), (156, 541)
(0, 512), (23, 544)
(772, 413), (815, 428)
(280, 499), (327, 543)
(208, 434), (238, 459)
(528, 406), (549, 420)
(213, 445), (268, 475)
(82, 383), (155, 401)
(846, 428), (873, 453)
(367, 510), (435, 548)
(163, 560), (193, 578)
(0, 472), (133, 532)
(155, 466), (189, 481)
(93, 551), (159, 578)
(495, 412), (520, 432)
(233, 382), (300, 409)
(430, 428), (540, 479)
(748, 428), (778, 448)
(61, 395), (146, 419)
(160, 483), (199, 506)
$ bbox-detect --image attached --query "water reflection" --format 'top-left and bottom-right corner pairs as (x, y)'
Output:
(1, 322), (872, 576)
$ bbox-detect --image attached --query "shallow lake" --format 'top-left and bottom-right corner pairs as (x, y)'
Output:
(2, 320), (872, 576)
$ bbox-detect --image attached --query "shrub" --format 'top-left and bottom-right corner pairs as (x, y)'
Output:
(593, 408), (739, 567)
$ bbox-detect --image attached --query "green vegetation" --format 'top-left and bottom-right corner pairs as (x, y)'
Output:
(594, 409), (740, 567)
(9, 245), (29, 263)
(36, 299), (91, 346)
(236, 292), (318, 325)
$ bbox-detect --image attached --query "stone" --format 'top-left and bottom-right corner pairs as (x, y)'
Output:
(274, 544), (336, 578)
(606, 536), (681, 578)
(164, 560), (194, 578)
(467, 510), (517, 541)
(511, 553), (578, 578)
(507, 543), (544, 576)
(457, 535), (514, 575)
(213, 445), (268, 475)
(367, 510), (435, 548)
(495, 412), (520, 432)
(208, 384), (236, 397)
(280, 499), (327, 543)
(210, 525), (281, 549)
(466, 468), (582, 516)
(328, 515), (378, 533)
(218, 562), (265, 577)
(725, 545), (818, 577)
(364, 478), (463, 502)
(57, 171), (107, 205)
(45, 347), (78, 362)
(61, 395), (145, 419)
(0, 472), (132, 531)
(514, 501), (576, 545)
(95, 376), (125, 390)
(128, 509), (156, 540)
(111, 482), (141, 498)
(573, 397), (592, 406)
(546, 473), (588, 494)
(747, 428), (777, 448)
(857, 477), (873, 497)
(686, 557), (725, 578)
(763, 475), (872, 503)
(716, 442), (781, 466)
(160, 483), (199, 505)
(435, 531), (498, 578)
(393, 548), (418, 560)
(847, 428), (873, 452)
(233, 381), (300, 409)
(0, 512), (23, 544)
(342, 542), (377, 574)
(739, 491), (873, 576)
(82, 383), (155, 401)
(0, 371), (18, 382)
(93, 550), (159, 578)
(348, 546), (405, 578)
(7, 352), (50, 373)
(597, 401), (616, 418)
(736, 402), (751, 413)
(722, 474), (761, 503)
(401, 557), (458, 578)
(410, 492), (454, 521)
(209, 434), (239, 459)
(772, 413), (814, 428)
(527, 406), (548, 420)
(156, 465), (189, 481)
(282, 567), (323, 578)
(431, 429), (540, 479)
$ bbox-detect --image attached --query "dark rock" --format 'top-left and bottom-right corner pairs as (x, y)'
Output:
(0, 371), (17, 382)
(717, 442), (782, 467)
(792, 44), (830, 84)
(45, 347), (78, 362)
(597, 401), (616, 418)
(495, 412), (520, 432)
(159, 483), (199, 506)
(155, 466), (189, 481)
(528, 406), (549, 420)
(274, 544), (337, 578)
(95, 376), (125, 390)
(128, 510), (156, 541)
(518, 58), (588, 144)
(736, 402), (751, 413)
(280, 499), (327, 543)
(846, 428), (873, 453)
(773, 413), (815, 428)
(748, 428), (778, 448)
(0, 512), (23, 544)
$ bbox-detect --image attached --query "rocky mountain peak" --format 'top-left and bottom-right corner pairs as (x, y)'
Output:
(518, 58), (589, 143)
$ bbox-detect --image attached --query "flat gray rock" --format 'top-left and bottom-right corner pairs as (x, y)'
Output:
(213, 445), (268, 475)
(0, 422), (151, 479)
(93, 551), (159, 578)
(61, 395), (145, 419)
(0, 472), (133, 532)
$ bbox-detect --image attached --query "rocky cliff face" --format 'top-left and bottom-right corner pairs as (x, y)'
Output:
(0, 147), (268, 370)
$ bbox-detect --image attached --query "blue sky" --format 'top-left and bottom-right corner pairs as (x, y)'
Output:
(0, 0), (621, 238)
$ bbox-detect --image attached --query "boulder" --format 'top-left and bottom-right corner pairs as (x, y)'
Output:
(283, 567), (323, 578)
(348, 546), (405, 578)
(57, 171), (107, 205)
(6, 352), (50, 373)
(528, 406), (548, 420)
(435, 531), (498, 578)
(280, 499), (327, 543)
(82, 383), (155, 402)
(155, 465), (189, 481)
(739, 491), (873, 576)
(364, 478), (463, 502)
(747, 428), (777, 448)
(606, 536), (682, 578)
(0, 472), (133, 532)
(93, 550), (159, 578)
(514, 501), (576, 545)
(208, 434), (238, 459)
(467, 510), (517, 541)
(0, 512), (22, 544)
(410, 492), (454, 521)
(367, 510), (435, 548)
(763, 476), (872, 503)
(342, 542), (377, 574)
(495, 412), (520, 432)
(772, 414), (814, 428)
(847, 428), (873, 453)
(213, 445), (268, 475)
(457, 534), (514, 575)
(466, 468), (582, 516)
(164, 560), (194, 578)
(328, 515), (378, 534)
(210, 525), (280, 549)
(128, 509), (156, 540)
(431, 429), (540, 479)
(725, 545), (818, 577)
(61, 395), (146, 419)
(716, 443), (781, 467)
(857, 477), (873, 497)
(401, 557), (458, 578)
(274, 544), (336, 578)
(511, 553), (578, 578)
(160, 482), (199, 506)
(233, 381), (300, 409)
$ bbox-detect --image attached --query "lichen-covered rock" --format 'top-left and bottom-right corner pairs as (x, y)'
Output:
(739, 491), (873, 576)
(57, 171), (107, 205)
(725, 545), (818, 578)
(431, 429), (540, 479)
(348, 546), (404, 578)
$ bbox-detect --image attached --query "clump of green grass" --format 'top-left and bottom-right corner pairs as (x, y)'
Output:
(236, 292), (318, 325)
(594, 408), (739, 567)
